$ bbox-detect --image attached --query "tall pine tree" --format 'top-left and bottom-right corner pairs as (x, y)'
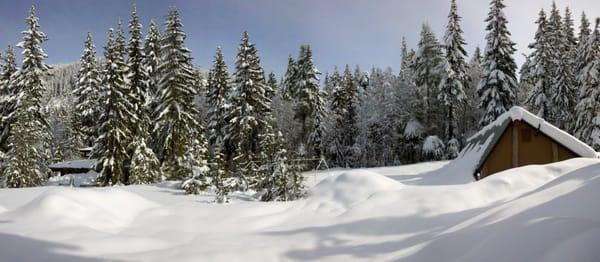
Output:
(206, 47), (232, 153)
(477, 0), (518, 126)
(153, 8), (205, 180)
(0, 46), (18, 153)
(573, 19), (600, 149)
(3, 6), (52, 188)
(525, 9), (552, 119)
(439, 0), (468, 141)
(73, 33), (102, 148)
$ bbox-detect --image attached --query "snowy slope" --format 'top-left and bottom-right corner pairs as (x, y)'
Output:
(0, 159), (599, 261)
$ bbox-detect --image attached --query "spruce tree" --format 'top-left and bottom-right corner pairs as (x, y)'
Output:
(291, 45), (322, 155)
(575, 12), (591, 87)
(330, 65), (359, 168)
(3, 6), (52, 188)
(414, 23), (444, 129)
(477, 0), (518, 126)
(93, 28), (135, 186)
(73, 33), (102, 148)
(143, 20), (162, 115)
(153, 8), (205, 180)
(129, 136), (161, 184)
(206, 47), (232, 152)
(525, 9), (552, 119)
(573, 19), (600, 148)
(439, 0), (468, 141)
(226, 31), (273, 188)
(281, 55), (297, 100)
(551, 7), (577, 130)
(126, 5), (150, 137)
(0, 46), (18, 153)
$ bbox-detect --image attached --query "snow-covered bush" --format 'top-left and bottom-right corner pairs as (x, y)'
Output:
(422, 135), (445, 161)
(446, 138), (460, 159)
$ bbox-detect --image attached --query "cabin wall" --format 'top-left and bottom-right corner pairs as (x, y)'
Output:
(479, 121), (578, 179)
(480, 124), (514, 179)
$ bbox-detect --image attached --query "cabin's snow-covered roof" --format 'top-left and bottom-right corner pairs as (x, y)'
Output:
(455, 106), (598, 179)
(470, 106), (597, 158)
(49, 159), (96, 170)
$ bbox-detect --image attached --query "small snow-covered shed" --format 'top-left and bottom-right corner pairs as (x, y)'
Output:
(458, 107), (597, 180)
(49, 159), (96, 176)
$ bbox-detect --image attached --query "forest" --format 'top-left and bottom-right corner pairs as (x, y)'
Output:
(0, 0), (599, 203)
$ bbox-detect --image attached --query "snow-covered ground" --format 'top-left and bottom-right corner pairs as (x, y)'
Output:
(1, 158), (600, 261)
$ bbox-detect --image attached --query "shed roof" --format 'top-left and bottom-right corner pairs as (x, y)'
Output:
(457, 106), (598, 177)
(49, 159), (96, 170)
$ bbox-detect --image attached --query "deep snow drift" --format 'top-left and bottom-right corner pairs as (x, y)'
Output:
(1, 158), (600, 261)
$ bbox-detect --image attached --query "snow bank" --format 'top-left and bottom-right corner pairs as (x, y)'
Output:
(406, 158), (600, 262)
(1, 159), (599, 261)
(5, 187), (159, 233)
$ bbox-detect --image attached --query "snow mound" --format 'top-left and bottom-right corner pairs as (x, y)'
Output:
(309, 170), (402, 208)
(8, 187), (159, 233)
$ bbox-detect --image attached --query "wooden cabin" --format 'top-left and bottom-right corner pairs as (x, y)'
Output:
(460, 107), (597, 180)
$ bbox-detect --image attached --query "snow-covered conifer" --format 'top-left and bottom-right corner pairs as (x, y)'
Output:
(143, 20), (162, 114)
(525, 9), (552, 119)
(439, 0), (468, 141)
(153, 8), (204, 180)
(206, 47), (232, 151)
(129, 136), (160, 184)
(126, 5), (150, 137)
(422, 135), (445, 161)
(551, 7), (577, 130)
(94, 28), (135, 186)
(573, 19), (600, 149)
(477, 0), (518, 126)
(73, 33), (102, 147)
(226, 31), (273, 186)
(0, 46), (18, 152)
(414, 23), (444, 129)
(3, 6), (52, 188)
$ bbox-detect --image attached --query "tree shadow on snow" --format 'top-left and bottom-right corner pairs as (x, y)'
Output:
(263, 207), (489, 260)
(0, 233), (130, 262)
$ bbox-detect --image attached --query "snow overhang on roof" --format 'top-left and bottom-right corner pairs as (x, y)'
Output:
(49, 159), (96, 170)
(468, 106), (597, 158)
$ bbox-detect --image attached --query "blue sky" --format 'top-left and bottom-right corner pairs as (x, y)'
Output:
(0, 0), (599, 77)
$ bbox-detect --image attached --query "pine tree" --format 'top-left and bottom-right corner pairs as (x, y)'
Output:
(477, 0), (518, 126)
(551, 7), (577, 130)
(144, 20), (162, 115)
(525, 9), (552, 119)
(93, 28), (135, 186)
(181, 133), (211, 194)
(3, 6), (52, 188)
(330, 65), (359, 168)
(259, 131), (304, 201)
(266, 72), (278, 99)
(291, 45), (322, 155)
(153, 8), (205, 180)
(206, 47), (232, 152)
(439, 0), (468, 141)
(73, 33), (102, 148)
(575, 12), (591, 88)
(414, 23), (445, 129)
(126, 5), (150, 138)
(281, 55), (297, 100)
(573, 19), (600, 149)
(226, 31), (273, 188)
(129, 136), (160, 184)
(0, 46), (18, 153)
(209, 146), (231, 203)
